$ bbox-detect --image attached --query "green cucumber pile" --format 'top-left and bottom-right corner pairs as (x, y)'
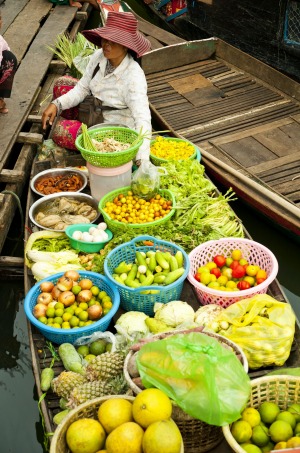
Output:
(112, 250), (185, 290)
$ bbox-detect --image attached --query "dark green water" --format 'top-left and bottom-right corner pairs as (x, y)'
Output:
(0, 5), (299, 453)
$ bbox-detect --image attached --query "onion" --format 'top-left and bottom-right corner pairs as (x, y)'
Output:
(37, 292), (53, 305)
(64, 270), (80, 281)
(57, 276), (73, 292)
(39, 281), (54, 293)
(87, 304), (103, 320)
(79, 279), (93, 290)
(33, 303), (47, 319)
(77, 289), (93, 303)
(59, 290), (75, 307)
(51, 285), (61, 300)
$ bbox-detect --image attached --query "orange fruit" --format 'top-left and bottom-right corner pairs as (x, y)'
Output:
(132, 388), (172, 429)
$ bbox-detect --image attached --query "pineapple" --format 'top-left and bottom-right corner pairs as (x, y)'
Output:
(51, 371), (87, 399)
(85, 352), (125, 381)
(67, 375), (128, 408)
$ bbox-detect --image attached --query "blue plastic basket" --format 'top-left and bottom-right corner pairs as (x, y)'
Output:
(24, 271), (120, 345)
(104, 235), (190, 316)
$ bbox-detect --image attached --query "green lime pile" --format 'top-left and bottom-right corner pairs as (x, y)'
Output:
(230, 402), (300, 452)
(77, 339), (112, 362)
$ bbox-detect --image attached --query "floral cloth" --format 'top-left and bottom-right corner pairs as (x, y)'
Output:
(0, 49), (17, 98)
(52, 118), (82, 150)
(51, 49), (152, 159)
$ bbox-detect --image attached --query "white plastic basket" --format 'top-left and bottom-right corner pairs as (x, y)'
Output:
(187, 238), (278, 308)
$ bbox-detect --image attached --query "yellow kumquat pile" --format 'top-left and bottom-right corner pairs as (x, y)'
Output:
(103, 191), (173, 224)
(150, 136), (195, 161)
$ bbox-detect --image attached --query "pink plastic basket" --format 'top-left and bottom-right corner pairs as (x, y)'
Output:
(187, 238), (278, 308)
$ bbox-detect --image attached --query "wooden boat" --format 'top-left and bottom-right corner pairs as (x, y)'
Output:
(174, 0), (300, 82)
(140, 38), (300, 241)
(22, 12), (300, 453)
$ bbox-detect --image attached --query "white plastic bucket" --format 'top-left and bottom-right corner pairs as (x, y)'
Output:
(87, 161), (133, 202)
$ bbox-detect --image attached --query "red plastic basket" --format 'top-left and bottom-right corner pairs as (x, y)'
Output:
(187, 238), (278, 308)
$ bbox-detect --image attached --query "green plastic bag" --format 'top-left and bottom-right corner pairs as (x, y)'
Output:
(136, 332), (251, 426)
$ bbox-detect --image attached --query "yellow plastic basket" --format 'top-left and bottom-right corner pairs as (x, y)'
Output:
(75, 127), (143, 168)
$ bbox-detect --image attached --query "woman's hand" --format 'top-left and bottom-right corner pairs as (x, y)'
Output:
(42, 103), (57, 130)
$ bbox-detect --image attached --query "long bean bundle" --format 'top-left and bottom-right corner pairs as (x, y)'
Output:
(81, 124), (97, 152)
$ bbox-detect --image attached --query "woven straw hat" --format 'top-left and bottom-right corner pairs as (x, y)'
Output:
(82, 12), (151, 58)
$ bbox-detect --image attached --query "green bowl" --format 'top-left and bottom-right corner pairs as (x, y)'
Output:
(65, 223), (113, 253)
(150, 137), (200, 166)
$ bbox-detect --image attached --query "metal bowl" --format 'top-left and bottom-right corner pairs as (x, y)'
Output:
(31, 168), (88, 197)
(29, 192), (100, 232)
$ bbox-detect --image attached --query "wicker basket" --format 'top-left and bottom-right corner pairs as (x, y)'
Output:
(223, 375), (300, 452)
(124, 330), (249, 453)
(104, 235), (190, 316)
(187, 238), (278, 308)
(98, 186), (176, 234)
(50, 394), (184, 453)
(150, 137), (200, 165)
(24, 271), (120, 345)
(75, 127), (143, 168)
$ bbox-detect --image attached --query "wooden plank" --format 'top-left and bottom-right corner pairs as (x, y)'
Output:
(0, 170), (25, 183)
(0, 5), (77, 171)
(253, 123), (300, 157)
(0, 0), (29, 33)
(146, 36), (164, 50)
(3, 0), (52, 64)
(218, 136), (277, 167)
(17, 132), (44, 144)
(134, 15), (185, 46)
(0, 256), (24, 267)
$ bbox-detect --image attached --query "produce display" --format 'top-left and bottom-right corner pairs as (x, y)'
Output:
(102, 191), (173, 225)
(150, 136), (196, 161)
(230, 401), (300, 451)
(193, 248), (268, 291)
(31, 271), (114, 329)
(111, 249), (185, 288)
(61, 390), (183, 453)
(34, 172), (84, 195)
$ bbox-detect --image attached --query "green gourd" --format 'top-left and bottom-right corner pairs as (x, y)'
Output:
(40, 367), (55, 392)
(58, 343), (84, 374)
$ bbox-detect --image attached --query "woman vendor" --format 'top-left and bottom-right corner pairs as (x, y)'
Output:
(0, 10), (17, 114)
(42, 12), (152, 163)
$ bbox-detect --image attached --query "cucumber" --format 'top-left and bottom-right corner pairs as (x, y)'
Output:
(58, 343), (84, 374)
(40, 367), (55, 392)
(53, 409), (70, 425)
(266, 367), (300, 376)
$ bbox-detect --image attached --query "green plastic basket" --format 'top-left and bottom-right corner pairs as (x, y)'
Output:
(75, 127), (143, 168)
(98, 186), (176, 234)
(150, 137), (200, 166)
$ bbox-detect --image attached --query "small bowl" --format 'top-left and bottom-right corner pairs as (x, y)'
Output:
(65, 224), (113, 253)
(29, 192), (100, 232)
(31, 168), (87, 197)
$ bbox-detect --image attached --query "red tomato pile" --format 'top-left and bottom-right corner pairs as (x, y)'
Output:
(193, 248), (268, 292)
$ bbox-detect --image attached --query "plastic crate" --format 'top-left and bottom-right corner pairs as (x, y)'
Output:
(98, 186), (176, 234)
(187, 237), (278, 308)
(75, 126), (143, 168)
(104, 235), (190, 315)
(24, 271), (120, 345)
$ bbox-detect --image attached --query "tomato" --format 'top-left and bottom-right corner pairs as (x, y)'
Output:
(222, 268), (233, 279)
(246, 265), (258, 277)
(232, 264), (246, 279)
(256, 277), (266, 285)
(213, 254), (226, 268)
(194, 273), (201, 282)
(244, 276), (255, 286)
(210, 267), (221, 278)
(231, 249), (242, 261)
(237, 280), (251, 290)
(256, 269), (267, 280)
(200, 272), (212, 285)
(230, 260), (240, 270)
(239, 258), (248, 266)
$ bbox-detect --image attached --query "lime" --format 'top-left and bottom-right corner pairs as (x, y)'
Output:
(243, 445), (262, 453)
(55, 308), (64, 317)
(251, 424), (269, 447)
(78, 311), (89, 322)
(260, 442), (274, 452)
(276, 410), (296, 429)
(91, 285), (100, 296)
(78, 321), (85, 327)
(74, 307), (83, 316)
(46, 307), (55, 318)
(62, 312), (72, 322)
(53, 316), (63, 325)
(72, 285), (81, 295)
(78, 302), (88, 311)
(61, 322), (70, 329)
(69, 316), (80, 328)
(258, 402), (280, 424)
(65, 307), (75, 315)
(102, 296), (112, 304)
(85, 354), (96, 362)
(295, 421), (300, 434)
(242, 408), (261, 427)
(269, 420), (293, 443)
(77, 345), (90, 357)
(288, 403), (300, 422)
(231, 420), (252, 443)
(38, 316), (48, 324)
(52, 323), (61, 328)
(89, 340), (107, 356)
(98, 290), (108, 300)
(54, 302), (64, 310)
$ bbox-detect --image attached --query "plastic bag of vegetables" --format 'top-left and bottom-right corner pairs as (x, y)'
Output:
(205, 294), (296, 369)
(136, 331), (251, 426)
(131, 160), (166, 199)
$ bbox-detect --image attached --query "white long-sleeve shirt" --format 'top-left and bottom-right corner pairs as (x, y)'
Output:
(54, 49), (152, 160)
(0, 35), (10, 65)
